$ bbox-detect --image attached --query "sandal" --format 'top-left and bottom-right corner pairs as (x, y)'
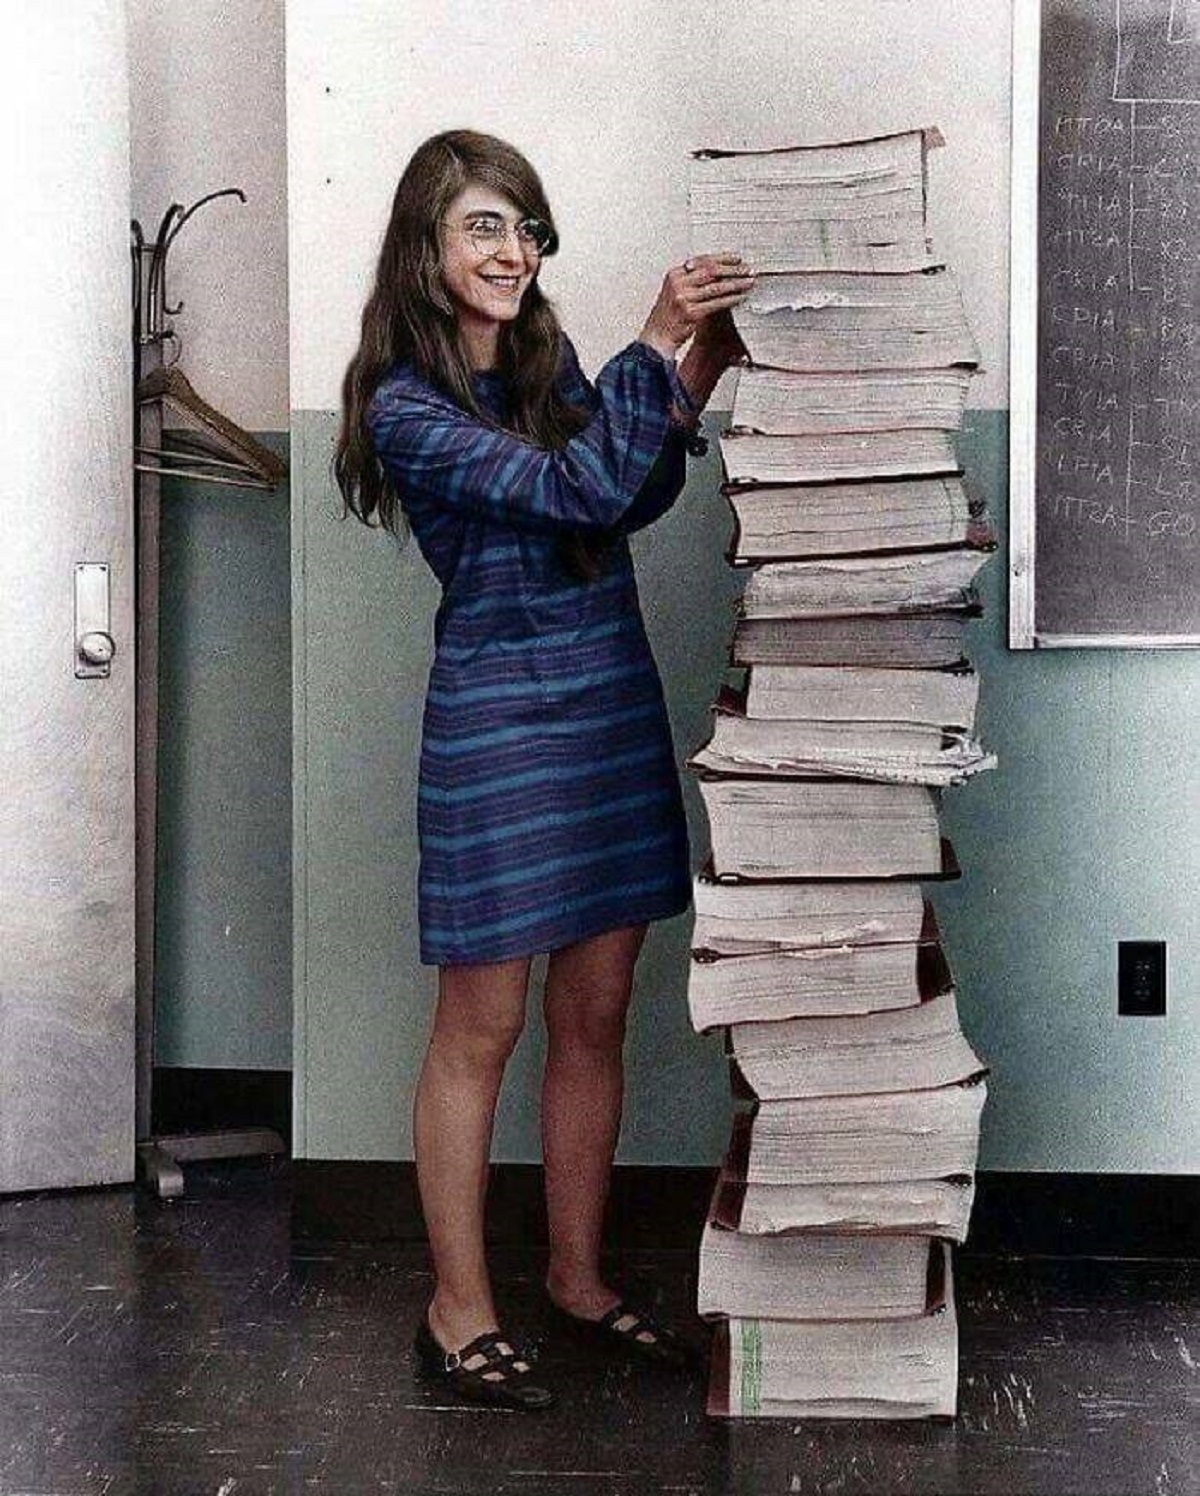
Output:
(413, 1315), (555, 1410)
(547, 1296), (696, 1370)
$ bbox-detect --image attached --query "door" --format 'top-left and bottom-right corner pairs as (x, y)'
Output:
(0, 2), (136, 1191)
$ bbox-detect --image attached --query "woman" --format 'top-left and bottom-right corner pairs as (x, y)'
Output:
(335, 129), (752, 1411)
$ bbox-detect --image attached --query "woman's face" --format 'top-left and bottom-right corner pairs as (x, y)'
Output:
(439, 182), (541, 338)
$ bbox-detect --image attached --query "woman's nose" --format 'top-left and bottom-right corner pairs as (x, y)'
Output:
(494, 237), (524, 267)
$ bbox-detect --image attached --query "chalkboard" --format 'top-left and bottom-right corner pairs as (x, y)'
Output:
(1010, 0), (1200, 646)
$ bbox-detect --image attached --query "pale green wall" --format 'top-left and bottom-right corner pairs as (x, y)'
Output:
(155, 432), (292, 1070)
(936, 418), (1199, 1173)
(291, 408), (1200, 1170)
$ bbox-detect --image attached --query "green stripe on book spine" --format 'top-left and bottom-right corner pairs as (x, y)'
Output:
(740, 1319), (763, 1414)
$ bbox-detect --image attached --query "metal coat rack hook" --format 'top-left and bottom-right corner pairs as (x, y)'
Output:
(131, 187), (247, 354)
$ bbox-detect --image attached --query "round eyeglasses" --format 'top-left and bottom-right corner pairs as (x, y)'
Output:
(454, 213), (556, 258)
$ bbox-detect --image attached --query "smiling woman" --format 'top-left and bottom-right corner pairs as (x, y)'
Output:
(332, 127), (754, 1413)
(439, 186), (554, 366)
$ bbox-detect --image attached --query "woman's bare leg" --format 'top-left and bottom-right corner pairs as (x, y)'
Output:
(414, 954), (531, 1351)
(540, 923), (648, 1316)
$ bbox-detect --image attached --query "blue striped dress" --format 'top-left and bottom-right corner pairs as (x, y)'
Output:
(366, 332), (704, 966)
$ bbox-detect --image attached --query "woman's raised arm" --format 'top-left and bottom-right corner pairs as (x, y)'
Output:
(368, 337), (684, 535)
(367, 253), (752, 535)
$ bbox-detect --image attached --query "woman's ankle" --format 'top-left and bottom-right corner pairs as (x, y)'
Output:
(545, 1264), (620, 1319)
(427, 1289), (501, 1353)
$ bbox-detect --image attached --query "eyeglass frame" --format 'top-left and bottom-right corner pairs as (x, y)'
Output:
(447, 210), (558, 259)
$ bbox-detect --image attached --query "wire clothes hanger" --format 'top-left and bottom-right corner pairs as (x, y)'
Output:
(131, 189), (285, 491)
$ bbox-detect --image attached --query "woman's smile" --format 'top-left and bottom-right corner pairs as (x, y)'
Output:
(478, 272), (524, 296)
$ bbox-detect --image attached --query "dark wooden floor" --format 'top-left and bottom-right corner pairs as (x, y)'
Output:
(1, 1158), (1197, 1496)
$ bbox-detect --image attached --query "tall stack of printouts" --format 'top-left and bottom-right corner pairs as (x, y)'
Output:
(685, 127), (995, 1420)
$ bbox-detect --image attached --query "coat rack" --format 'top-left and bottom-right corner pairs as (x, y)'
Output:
(131, 190), (287, 1198)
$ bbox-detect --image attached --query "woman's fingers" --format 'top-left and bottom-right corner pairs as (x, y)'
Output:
(690, 273), (756, 301)
(685, 270), (756, 325)
(690, 288), (756, 318)
(685, 251), (747, 270)
(680, 253), (756, 321)
(643, 252), (755, 352)
(683, 254), (753, 286)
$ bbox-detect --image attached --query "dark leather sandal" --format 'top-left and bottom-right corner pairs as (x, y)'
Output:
(547, 1296), (696, 1370)
(413, 1315), (555, 1410)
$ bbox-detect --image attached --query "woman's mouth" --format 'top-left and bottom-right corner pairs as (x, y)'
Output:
(480, 274), (522, 295)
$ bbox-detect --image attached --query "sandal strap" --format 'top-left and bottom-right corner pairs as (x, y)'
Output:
(598, 1301), (676, 1342)
(446, 1329), (530, 1374)
(599, 1301), (651, 1332)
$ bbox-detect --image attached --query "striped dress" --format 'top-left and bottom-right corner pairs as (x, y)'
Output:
(366, 333), (705, 966)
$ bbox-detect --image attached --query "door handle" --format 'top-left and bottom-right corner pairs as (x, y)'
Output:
(75, 562), (115, 678)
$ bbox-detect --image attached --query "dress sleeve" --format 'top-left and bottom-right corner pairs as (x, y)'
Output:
(555, 335), (708, 537)
(368, 334), (694, 536)
(616, 436), (689, 536)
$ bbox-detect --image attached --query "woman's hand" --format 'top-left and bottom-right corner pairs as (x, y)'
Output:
(689, 306), (750, 372)
(638, 252), (755, 361)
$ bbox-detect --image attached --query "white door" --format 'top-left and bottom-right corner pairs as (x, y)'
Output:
(0, 1), (137, 1191)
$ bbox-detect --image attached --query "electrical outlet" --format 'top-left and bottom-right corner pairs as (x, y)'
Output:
(1118, 941), (1167, 1017)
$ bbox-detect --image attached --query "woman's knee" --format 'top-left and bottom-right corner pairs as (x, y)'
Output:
(544, 929), (643, 1056)
(431, 955), (530, 1070)
(553, 998), (629, 1059)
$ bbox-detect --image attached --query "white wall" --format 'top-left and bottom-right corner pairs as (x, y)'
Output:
(128, 0), (289, 430)
(287, 0), (1012, 414)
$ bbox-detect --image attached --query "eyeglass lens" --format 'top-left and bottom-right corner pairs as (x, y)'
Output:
(462, 215), (552, 255)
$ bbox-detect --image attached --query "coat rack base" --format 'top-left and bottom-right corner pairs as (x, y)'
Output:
(136, 1128), (286, 1199)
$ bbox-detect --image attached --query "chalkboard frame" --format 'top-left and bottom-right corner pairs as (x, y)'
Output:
(1008, 0), (1200, 649)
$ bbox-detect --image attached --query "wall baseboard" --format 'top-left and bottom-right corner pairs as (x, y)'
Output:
(153, 1071), (1197, 1258)
(292, 1160), (1200, 1259)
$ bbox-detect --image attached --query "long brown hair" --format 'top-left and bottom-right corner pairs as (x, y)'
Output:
(333, 128), (615, 582)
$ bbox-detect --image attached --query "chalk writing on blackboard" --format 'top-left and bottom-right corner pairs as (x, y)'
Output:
(1012, 0), (1200, 645)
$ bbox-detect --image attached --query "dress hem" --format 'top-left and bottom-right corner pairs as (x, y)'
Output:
(418, 883), (694, 968)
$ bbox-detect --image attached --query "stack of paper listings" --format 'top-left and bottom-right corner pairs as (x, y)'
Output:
(685, 127), (995, 1421)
